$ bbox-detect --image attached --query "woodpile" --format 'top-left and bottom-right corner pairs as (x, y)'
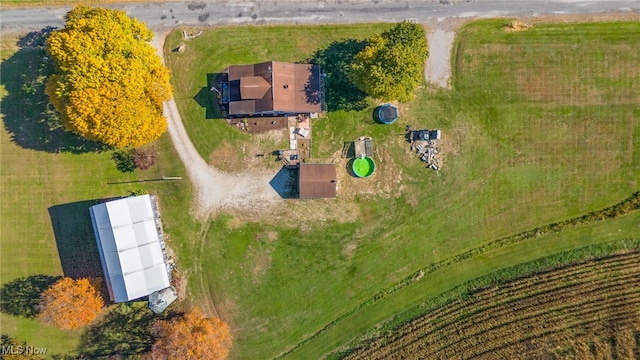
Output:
(413, 141), (441, 171)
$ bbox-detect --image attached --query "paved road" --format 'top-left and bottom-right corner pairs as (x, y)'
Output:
(2, 0), (639, 34)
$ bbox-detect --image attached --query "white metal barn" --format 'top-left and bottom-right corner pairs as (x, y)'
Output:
(89, 195), (171, 303)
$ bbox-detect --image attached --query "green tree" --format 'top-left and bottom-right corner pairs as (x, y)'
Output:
(349, 21), (428, 102)
(45, 6), (172, 149)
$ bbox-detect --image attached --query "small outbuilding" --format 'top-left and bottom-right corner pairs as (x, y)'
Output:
(89, 195), (171, 303)
(148, 286), (178, 314)
(298, 163), (337, 199)
(353, 136), (373, 158)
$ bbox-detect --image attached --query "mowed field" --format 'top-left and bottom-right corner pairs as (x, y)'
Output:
(164, 20), (639, 359)
(343, 250), (640, 360)
(0, 36), (199, 355)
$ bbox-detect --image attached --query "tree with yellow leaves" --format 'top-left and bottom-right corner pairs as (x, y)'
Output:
(37, 277), (104, 330)
(148, 307), (232, 360)
(45, 6), (172, 148)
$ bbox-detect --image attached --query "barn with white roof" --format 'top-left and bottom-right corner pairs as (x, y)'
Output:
(89, 194), (171, 303)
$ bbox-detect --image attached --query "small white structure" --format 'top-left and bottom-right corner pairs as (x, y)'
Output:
(148, 286), (178, 314)
(89, 195), (171, 303)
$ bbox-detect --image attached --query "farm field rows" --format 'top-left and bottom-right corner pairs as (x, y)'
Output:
(343, 251), (640, 360)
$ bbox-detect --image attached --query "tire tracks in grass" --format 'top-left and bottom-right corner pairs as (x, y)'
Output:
(192, 216), (220, 318)
(275, 191), (640, 359)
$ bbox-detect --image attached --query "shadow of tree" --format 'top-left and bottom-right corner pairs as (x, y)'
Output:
(1, 28), (107, 154)
(303, 65), (322, 108)
(309, 39), (368, 112)
(0, 275), (62, 317)
(193, 73), (224, 119)
(77, 303), (159, 358)
(48, 199), (112, 281)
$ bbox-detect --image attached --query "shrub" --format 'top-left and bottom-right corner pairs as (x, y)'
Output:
(112, 149), (136, 173)
(133, 146), (157, 170)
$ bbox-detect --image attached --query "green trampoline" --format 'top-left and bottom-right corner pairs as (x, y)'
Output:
(352, 156), (375, 178)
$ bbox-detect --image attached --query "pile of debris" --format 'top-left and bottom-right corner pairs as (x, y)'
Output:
(503, 20), (531, 32)
(406, 126), (442, 171)
(414, 142), (441, 170)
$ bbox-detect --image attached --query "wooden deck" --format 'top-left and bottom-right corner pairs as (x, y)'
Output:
(278, 115), (314, 166)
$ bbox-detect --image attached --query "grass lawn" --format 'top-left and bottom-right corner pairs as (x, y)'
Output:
(0, 35), (199, 355)
(165, 20), (639, 359)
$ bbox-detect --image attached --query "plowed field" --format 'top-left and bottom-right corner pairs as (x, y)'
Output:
(346, 252), (640, 360)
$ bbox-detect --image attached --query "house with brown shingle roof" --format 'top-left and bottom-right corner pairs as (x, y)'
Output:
(298, 163), (337, 199)
(221, 61), (322, 117)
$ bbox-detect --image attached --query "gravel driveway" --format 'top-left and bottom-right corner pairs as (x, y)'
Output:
(152, 35), (281, 219)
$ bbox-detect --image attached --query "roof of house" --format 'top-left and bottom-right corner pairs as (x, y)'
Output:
(240, 76), (271, 99)
(89, 195), (170, 303)
(227, 61), (321, 115)
(298, 163), (337, 199)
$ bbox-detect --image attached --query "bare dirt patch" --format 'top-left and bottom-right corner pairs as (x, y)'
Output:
(256, 230), (279, 243)
(432, 131), (456, 166)
(208, 142), (242, 172)
(209, 130), (287, 173)
(248, 245), (272, 284)
(342, 241), (358, 260)
(225, 216), (247, 230)
(227, 197), (362, 231)
(336, 145), (404, 199)
(503, 20), (531, 32)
